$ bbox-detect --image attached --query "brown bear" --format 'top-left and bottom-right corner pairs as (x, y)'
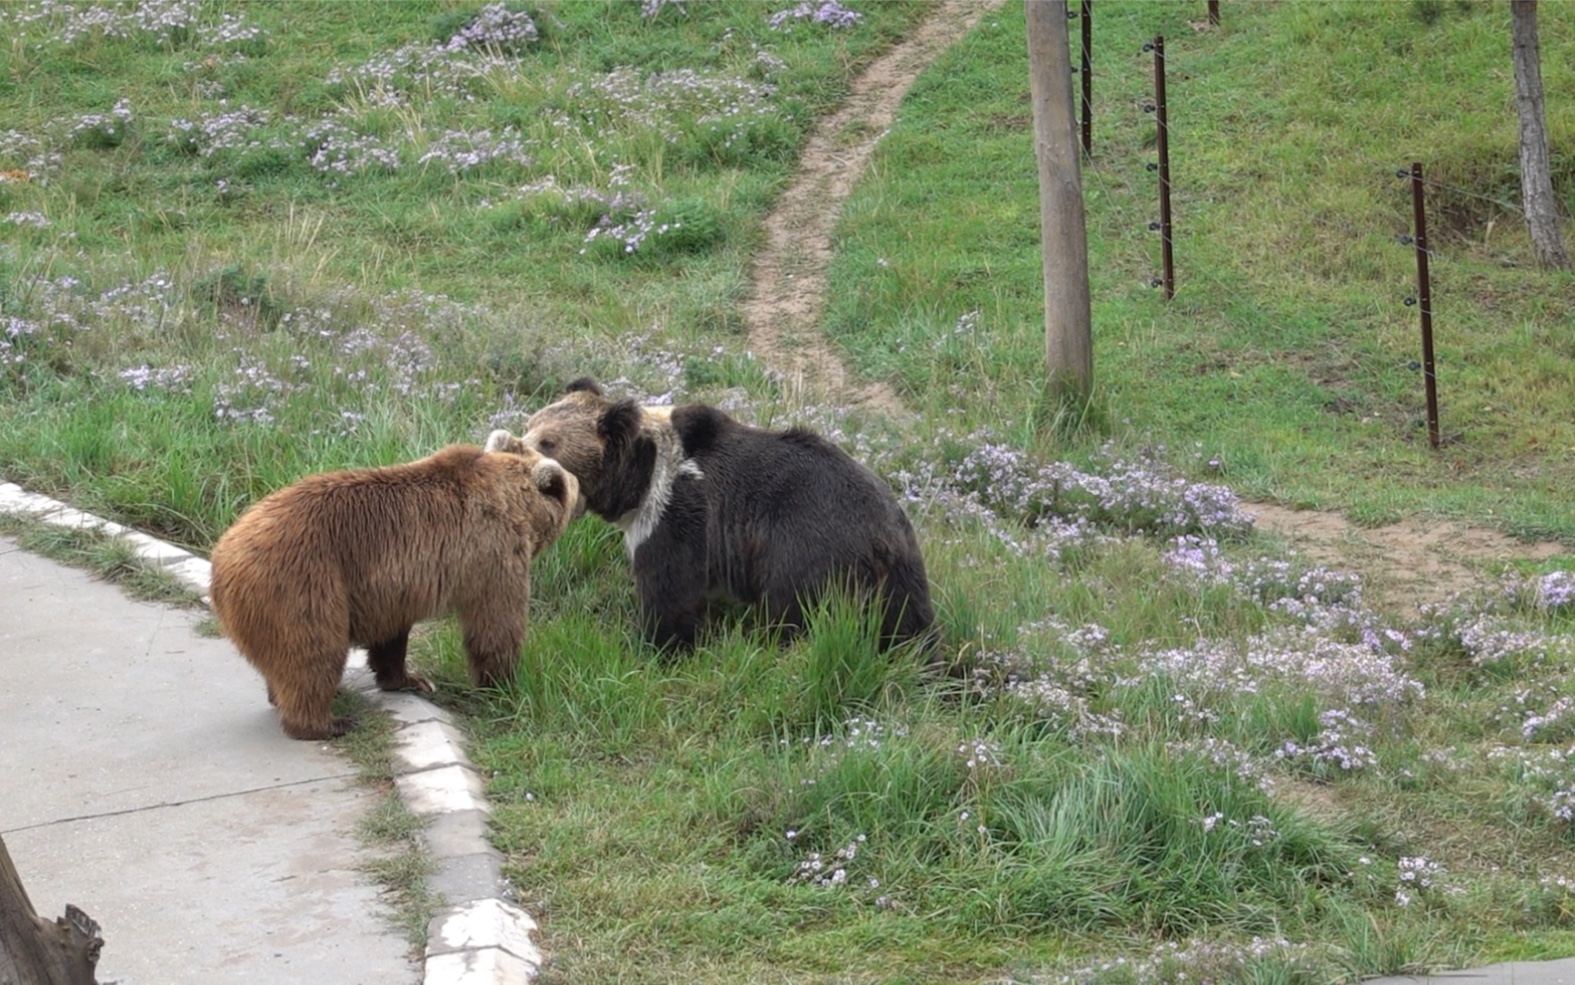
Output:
(208, 443), (579, 740)
(486, 378), (934, 653)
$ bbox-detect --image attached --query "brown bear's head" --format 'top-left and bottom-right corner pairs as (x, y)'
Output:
(482, 443), (584, 533)
(486, 377), (652, 522)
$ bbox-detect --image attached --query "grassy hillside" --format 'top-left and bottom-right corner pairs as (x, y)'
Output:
(4, 2), (1575, 983)
(0, 0), (927, 544)
(827, 0), (1575, 538)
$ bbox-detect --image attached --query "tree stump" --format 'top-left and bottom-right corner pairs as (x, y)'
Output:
(0, 834), (102, 985)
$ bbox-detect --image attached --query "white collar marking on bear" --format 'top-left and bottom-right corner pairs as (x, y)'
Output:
(614, 406), (704, 556)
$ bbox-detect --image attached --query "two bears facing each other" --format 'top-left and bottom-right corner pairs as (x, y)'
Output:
(209, 443), (579, 740)
(486, 377), (934, 653)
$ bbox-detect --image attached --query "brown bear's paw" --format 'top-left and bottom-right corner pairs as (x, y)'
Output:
(376, 671), (435, 694)
(281, 715), (357, 741)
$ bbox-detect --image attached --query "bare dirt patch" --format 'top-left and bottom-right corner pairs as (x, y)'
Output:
(1243, 502), (1565, 618)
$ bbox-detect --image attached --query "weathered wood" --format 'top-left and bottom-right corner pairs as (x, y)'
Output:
(1511, 0), (1571, 270)
(0, 834), (101, 985)
(1025, 0), (1094, 403)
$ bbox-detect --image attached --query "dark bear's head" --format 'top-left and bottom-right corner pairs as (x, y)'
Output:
(486, 377), (651, 520)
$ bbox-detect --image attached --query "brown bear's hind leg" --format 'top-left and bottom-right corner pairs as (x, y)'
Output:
(367, 630), (434, 693)
(271, 651), (355, 740)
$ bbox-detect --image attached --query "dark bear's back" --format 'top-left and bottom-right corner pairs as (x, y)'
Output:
(673, 406), (933, 646)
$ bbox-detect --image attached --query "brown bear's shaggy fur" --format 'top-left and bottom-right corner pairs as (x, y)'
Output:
(209, 444), (579, 740)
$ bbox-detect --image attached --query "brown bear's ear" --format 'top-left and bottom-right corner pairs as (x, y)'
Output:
(484, 429), (525, 454)
(532, 459), (580, 514)
(565, 377), (602, 396)
(599, 398), (644, 460)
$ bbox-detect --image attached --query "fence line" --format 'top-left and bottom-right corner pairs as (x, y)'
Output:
(1079, 0), (1093, 157)
(1063, 12), (1562, 455)
(1142, 36), (1174, 300)
(1406, 163), (1442, 449)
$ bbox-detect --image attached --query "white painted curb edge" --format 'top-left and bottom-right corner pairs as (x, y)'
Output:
(0, 480), (539, 984)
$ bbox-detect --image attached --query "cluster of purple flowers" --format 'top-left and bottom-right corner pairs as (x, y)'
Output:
(1276, 708), (1379, 773)
(757, 409), (1256, 584)
(509, 174), (649, 232)
(0, 274), (485, 428)
(594, 333), (689, 405)
(3, 212), (50, 228)
(1, 1), (268, 50)
(958, 738), (1002, 772)
(10, 271), (175, 342)
(1490, 568), (1575, 616)
(326, 40), (503, 108)
(200, 10), (268, 49)
(1, 316), (41, 368)
(440, 3), (538, 54)
(1393, 855), (1444, 907)
(302, 118), (399, 178)
(1164, 536), (1391, 647)
(165, 105), (280, 158)
(785, 717), (905, 754)
(119, 363), (193, 392)
(210, 352), (300, 426)
(1170, 736), (1276, 792)
(1539, 571), (1575, 612)
(1413, 585), (1573, 675)
(640, 0), (686, 20)
(1139, 631), (1424, 708)
(68, 98), (135, 147)
(999, 672), (1127, 741)
(1465, 614), (1569, 669)
(417, 127), (531, 176)
(2, 0), (199, 47)
(767, 2), (863, 31)
(788, 833), (875, 892)
(565, 66), (780, 152)
(0, 129), (61, 182)
(1494, 745), (1575, 825)
(582, 207), (679, 255)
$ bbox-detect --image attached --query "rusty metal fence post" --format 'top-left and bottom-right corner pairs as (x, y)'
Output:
(1407, 162), (1441, 448)
(1144, 36), (1175, 299)
(1080, 0), (1092, 157)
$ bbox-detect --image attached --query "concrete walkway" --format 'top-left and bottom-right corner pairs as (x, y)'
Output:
(0, 535), (420, 984)
(1362, 959), (1575, 984)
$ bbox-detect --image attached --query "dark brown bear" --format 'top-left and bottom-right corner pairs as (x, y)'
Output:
(208, 444), (579, 740)
(486, 378), (933, 652)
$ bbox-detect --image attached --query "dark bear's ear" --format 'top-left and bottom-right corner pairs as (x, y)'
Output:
(599, 398), (644, 459)
(671, 404), (727, 455)
(565, 377), (602, 396)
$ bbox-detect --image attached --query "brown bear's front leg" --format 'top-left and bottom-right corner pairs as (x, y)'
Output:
(457, 589), (527, 688)
(367, 630), (434, 693)
(273, 656), (356, 740)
